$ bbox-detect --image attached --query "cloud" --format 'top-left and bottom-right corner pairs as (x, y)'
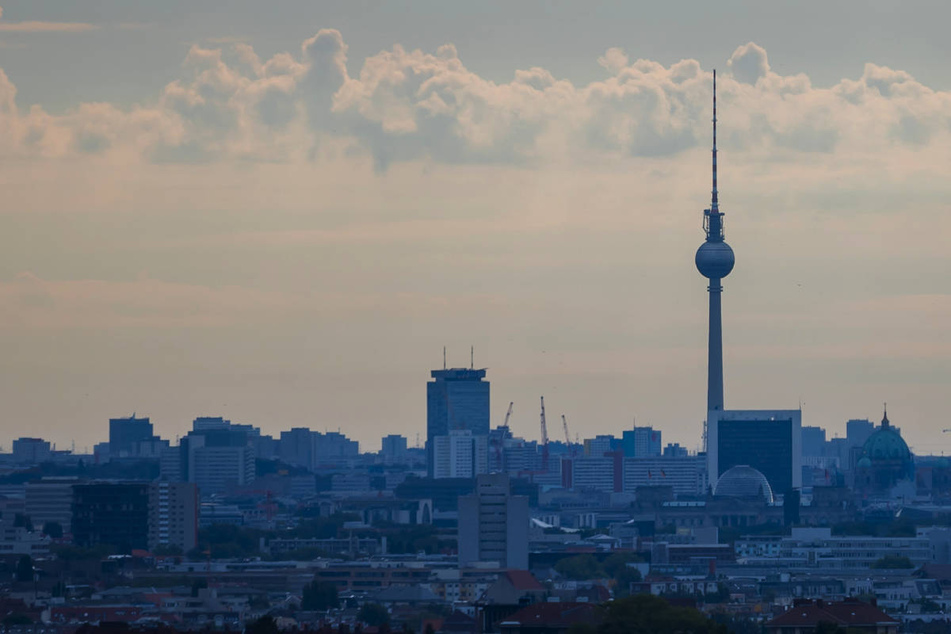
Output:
(0, 35), (949, 169)
(0, 6), (98, 33)
(728, 42), (770, 85)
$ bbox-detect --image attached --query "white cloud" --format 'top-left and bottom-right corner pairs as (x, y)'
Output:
(0, 34), (949, 172)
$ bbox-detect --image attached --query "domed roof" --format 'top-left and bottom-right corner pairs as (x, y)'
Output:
(862, 405), (912, 463)
(714, 465), (774, 503)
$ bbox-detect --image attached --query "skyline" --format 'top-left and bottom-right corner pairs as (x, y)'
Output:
(1, 3), (950, 455)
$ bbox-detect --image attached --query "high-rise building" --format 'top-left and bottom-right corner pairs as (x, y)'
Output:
(148, 482), (198, 553)
(694, 71), (735, 416)
(584, 435), (616, 457)
(72, 481), (198, 553)
(167, 418), (256, 495)
(801, 426), (827, 458)
(381, 434), (408, 465)
(708, 409), (802, 496)
(108, 416), (155, 457)
(279, 428), (318, 470)
(622, 427), (662, 458)
(426, 366), (490, 476)
(433, 430), (488, 479)
(72, 482), (150, 552)
(458, 473), (528, 569)
(11, 438), (51, 465)
(25, 478), (78, 533)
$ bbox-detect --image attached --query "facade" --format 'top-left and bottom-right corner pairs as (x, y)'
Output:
(427, 367), (490, 476)
(25, 477), (77, 533)
(11, 437), (51, 465)
(108, 416), (155, 457)
(737, 527), (933, 570)
(570, 456), (617, 493)
(380, 434), (408, 465)
(279, 427), (318, 470)
(433, 430), (488, 479)
(708, 409), (802, 496)
(583, 435), (615, 457)
(72, 482), (150, 551)
(190, 444), (255, 494)
(801, 426), (826, 458)
(621, 427), (662, 458)
(458, 473), (529, 569)
(172, 418), (256, 495)
(148, 481), (199, 553)
(623, 455), (707, 497)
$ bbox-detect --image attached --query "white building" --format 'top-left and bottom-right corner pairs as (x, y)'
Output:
(736, 527), (933, 570)
(433, 430), (488, 479)
(623, 455), (708, 497)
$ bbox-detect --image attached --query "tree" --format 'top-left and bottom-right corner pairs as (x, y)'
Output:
(15, 555), (34, 583)
(302, 578), (340, 610)
(246, 615), (280, 634)
(555, 554), (604, 580)
(871, 555), (914, 569)
(13, 513), (33, 532)
(597, 595), (727, 634)
(42, 521), (64, 539)
(358, 603), (390, 627)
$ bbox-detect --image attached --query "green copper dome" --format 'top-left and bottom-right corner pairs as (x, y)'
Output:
(861, 407), (911, 462)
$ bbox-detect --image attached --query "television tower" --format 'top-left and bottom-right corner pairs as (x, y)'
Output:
(695, 70), (735, 413)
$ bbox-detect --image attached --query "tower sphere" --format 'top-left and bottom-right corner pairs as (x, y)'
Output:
(695, 240), (735, 279)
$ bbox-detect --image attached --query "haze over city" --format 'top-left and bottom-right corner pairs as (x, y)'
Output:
(1, 0), (949, 455)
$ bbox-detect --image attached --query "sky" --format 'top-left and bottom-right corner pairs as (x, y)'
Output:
(0, 1), (949, 455)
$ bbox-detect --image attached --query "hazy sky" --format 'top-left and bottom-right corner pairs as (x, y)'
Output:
(1, 1), (949, 455)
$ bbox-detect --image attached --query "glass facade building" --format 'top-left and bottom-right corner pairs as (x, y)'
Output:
(708, 409), (802, 497)
(426, 368), (489, 476)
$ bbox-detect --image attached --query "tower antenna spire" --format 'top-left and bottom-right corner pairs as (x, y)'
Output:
(711, 69), (718, 213)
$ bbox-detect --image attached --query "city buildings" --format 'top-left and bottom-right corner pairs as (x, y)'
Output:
(25, 477), (77, 533)
(427, 366), (490, 476)
(708, 409), (803, 496)
(381, 434), (408, 465)
(433, 430), (489, 479)
(148, 481), (199, 553)
(621, 427), (662, 458)
(108, 415), (159, 458)
(458, 473), (529, 569)
(72, 482), (151, 551)
(11, 437), (51, 465)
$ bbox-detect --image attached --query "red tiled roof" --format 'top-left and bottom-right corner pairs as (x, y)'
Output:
(504, 570), (545, 592)
(501, 602), (599, 628)
(767, 600), (898, 628)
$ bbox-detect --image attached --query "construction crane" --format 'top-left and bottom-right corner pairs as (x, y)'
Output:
(540, 396), (550, 472)
(562, 414), (578, 458)
(492, 402), (514, 472)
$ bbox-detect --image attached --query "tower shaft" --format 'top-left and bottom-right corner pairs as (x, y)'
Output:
(707, 278), (724, 412)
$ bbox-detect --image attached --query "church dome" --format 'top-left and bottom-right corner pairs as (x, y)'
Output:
(714, 465), (774, 503)
(861, 406), (912, 463)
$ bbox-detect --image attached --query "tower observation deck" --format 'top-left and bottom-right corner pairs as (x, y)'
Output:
(695, 70), (735, 413)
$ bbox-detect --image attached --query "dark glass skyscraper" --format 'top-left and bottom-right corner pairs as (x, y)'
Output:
(426, 368), (489, 476)
(108, 415), (155, 456)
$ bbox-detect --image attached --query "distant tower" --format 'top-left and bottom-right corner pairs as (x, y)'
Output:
(695, 70), (735, 413)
